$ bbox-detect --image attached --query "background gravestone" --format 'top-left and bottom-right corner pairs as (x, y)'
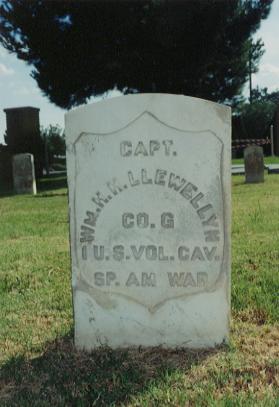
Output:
(12, 153), (37, 194)
(65, 94), (231, 350)
(244, 145), (264, 183)
(4, 107), (44, 177)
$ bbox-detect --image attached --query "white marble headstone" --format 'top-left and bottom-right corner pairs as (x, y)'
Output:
(65, 94), (231, 349)
(12, 153), (37, 195)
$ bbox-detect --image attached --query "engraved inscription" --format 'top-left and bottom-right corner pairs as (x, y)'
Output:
(83, 245), (219, 262)
(122, 212), (174, 229)
(79, 168), (221, 243)
(120, 140), (177, 157)
(168, 272), (208, 287)
(92, 270), (208, 289)
(66, 94), (230, 350)
(70, 106), (228, 314)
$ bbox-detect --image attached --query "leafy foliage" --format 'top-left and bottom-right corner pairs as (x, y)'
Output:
(233, 87), (279, 140)
(40, 125), (66, 173)
(41, 125), (65, 157)
(0, 0), (273, 108)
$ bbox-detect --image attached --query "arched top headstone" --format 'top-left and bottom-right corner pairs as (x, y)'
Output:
(65, 94), (231, 349)
(12, 153), (37, 195)
(244, 145), (264, 183)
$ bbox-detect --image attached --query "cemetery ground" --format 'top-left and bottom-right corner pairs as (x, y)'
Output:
(0, 173), (278, 407)
(232, 156), (279, 165)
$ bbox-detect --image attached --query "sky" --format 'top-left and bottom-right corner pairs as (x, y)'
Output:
(1, 0), (279, 144)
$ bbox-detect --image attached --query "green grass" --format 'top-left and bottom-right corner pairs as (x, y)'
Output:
(0, 174), (278, 406)
(232, 155), (279, 165)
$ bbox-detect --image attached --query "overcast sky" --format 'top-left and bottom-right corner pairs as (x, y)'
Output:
(1, 0), (279, 144)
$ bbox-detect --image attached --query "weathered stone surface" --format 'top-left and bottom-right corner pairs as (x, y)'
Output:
(12, 153), (37, 194)
(244, 146), (264, 183)
(65, 94), (231, 349)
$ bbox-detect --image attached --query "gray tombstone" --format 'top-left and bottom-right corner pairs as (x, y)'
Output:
(4, 107), (41, 176)
(4, 107), (40, 151)
(65, 94), (231, 350)
(244, 146), (264, 183)
(12, 153), (37, 194)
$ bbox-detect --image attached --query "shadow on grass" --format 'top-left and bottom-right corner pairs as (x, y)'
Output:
(232, 181), (246, 186)
(0, 188), (15, 198)
(35, 192), (68, 198)
(37, 174), (68, 193)
(0, 332), (225, 406)
(0, 174), (68, 199)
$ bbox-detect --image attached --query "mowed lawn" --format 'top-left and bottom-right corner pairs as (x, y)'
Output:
(0, 174), (278, 406)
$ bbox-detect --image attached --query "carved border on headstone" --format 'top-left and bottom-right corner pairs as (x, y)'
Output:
(68, 110), (226, 312)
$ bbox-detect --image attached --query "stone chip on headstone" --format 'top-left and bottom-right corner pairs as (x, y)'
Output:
(12, 153), (37, 195)
(65, 94), (231, 350)
(244, 145), (264, 183)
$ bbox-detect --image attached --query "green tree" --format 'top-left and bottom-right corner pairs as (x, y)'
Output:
(233, 86), (278, 141)
(42, 125), (65, 157)
(0, 0), (273, 109)
(41, 125), (65, 172)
